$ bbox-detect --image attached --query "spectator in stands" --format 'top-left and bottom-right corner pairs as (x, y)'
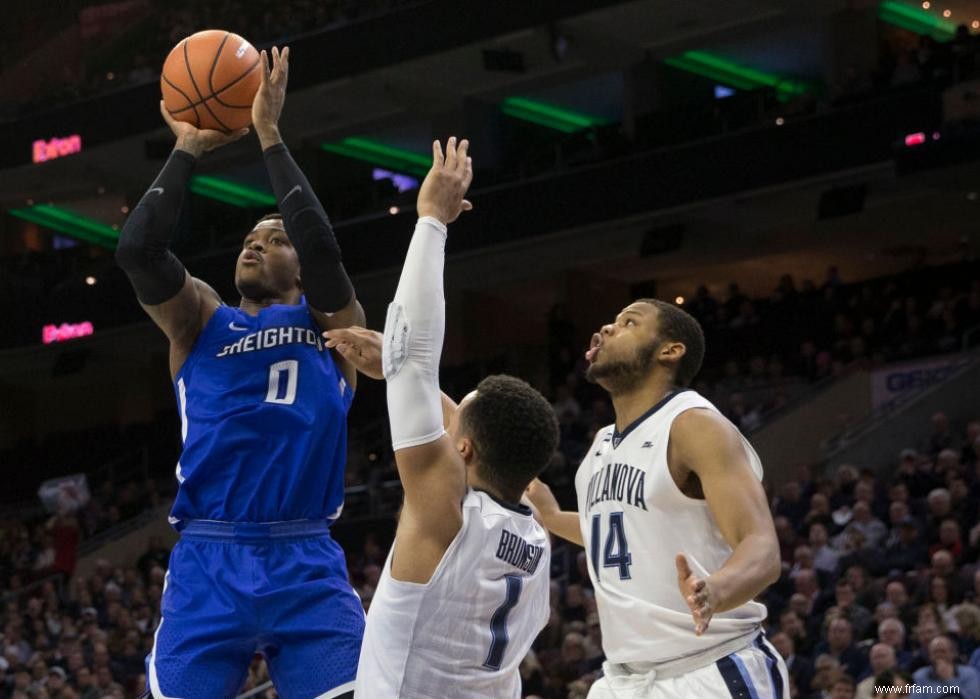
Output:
(878, 617), (914, 668)
(856, 643), (897, 699)
(832, 579), (875, 639)
(771, 630), (814, 696)
(912, 635), (979, 698)
(818, 616), (869, 679)
(885, 518), (927, 574)
(810, 521), (841, 575)
(924, 413), (958, 457)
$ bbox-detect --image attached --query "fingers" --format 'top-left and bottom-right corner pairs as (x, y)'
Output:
(260, 50), (270, 80)
(159, 100), (178, 128)
(456, 138), (469, 173)
(431, 139), (444, 168)
(224, 127), (250, 144)
(461, 155), (474, 191)
(461, 199), (473, 212)
(444, 136), (458, 170)
(675, 553), (692, 582)
(280, 46), (290, 72)
(323, 328), (358, 346)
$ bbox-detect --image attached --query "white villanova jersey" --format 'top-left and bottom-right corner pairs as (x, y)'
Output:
(575, 389), (767, 665)
(356, 488), (551, 698)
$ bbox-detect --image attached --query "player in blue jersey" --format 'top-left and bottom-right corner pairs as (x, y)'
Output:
(116, 47), (364, 699)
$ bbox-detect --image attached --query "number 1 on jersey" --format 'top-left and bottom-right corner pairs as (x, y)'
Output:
(483, 574), (523, 671)
(590, 511), (633, 581)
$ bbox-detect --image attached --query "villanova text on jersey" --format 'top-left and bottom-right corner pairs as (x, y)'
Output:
(170, 299), (353, 526)
(585, 462), (648, 512)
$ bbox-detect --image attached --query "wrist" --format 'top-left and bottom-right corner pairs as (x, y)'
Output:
(417, 210), (449, 226)
(257, 126), (282, 150)
(174, 138), (204, 159)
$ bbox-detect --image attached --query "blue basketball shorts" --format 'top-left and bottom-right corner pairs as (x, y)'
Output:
(145, 520), (365, 699)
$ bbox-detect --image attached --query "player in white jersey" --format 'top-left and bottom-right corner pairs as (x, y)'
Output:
(527, 299), (789, 698)
(324, 138), (559, 698)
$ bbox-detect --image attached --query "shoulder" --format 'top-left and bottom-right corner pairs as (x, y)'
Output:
(670, 406), (738, 444)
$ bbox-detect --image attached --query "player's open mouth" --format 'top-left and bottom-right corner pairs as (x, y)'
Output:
(585, 333), (602, 363)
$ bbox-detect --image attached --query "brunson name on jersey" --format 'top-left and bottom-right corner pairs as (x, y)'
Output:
(495, 529), (544, 575)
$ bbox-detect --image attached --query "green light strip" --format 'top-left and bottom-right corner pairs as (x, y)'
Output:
(10, 205), (118, 249)
(878, 1), (956, 40)
(321, 137), (431, 176)
(500, 102), (582, 133)
(188, 182), (255, 208)
(665, 51), (811, 102)
(189, 176), (277, 207)
(500, 97), (605, 132)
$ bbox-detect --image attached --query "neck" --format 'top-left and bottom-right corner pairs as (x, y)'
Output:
(239, 290), (302, 315)
(468, 472), (518, 506)
(607, 373), (677, 433)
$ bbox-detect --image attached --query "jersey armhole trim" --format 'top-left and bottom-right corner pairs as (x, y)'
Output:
(663, 406), (714, 506)
(174, 304), (230, 383)
(386, 495), (472, 589)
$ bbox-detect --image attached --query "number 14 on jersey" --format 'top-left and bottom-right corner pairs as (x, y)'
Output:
(591, 511), (633, 581)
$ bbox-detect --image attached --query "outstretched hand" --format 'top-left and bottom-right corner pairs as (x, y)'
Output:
(161, 101), (249, 158)
(676, 554), (716, 636)
(323, 326), (383, 380)
(253, 46), (289, 149)
(417, 137), (473, 225)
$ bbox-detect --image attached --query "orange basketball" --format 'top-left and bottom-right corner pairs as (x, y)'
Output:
(161, 30), (261, 133)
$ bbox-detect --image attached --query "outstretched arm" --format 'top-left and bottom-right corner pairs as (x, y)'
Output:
(671, 409), (781, 636)
(321, 326), (458, 430)
(524, 479), (584, 546)
(379, 137), (473, 584)
(252, 47), (365, 383)
(116, 102), (247, 377)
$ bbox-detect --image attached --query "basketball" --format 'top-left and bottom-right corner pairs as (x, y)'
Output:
(161, 29), (261, 133)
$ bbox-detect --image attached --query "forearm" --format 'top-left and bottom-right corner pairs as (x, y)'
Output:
(708, 533), (780, 613)
(384, 217), (448, 450)
(115, 148), (195, 304)
(263, 142), (353, 312)
(542, 511), (584, 546)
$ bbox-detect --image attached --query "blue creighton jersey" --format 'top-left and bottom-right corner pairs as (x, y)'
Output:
(169, 299), (353, 527)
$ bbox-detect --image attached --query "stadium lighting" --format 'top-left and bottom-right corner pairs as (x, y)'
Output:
(189, 175), (277, 208)
(664, 51), (811, 103)
(500, 97), (606, 133)
(877, 0), (956, 40)
(321, 137), (431, 176)
(10, 204), (119, 249)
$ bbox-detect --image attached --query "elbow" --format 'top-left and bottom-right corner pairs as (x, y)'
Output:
(114, 238), (141, 272)
(763, 540), (782, 587)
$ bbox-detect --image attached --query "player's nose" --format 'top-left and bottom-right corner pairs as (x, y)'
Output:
(600, 323), (615, 337)
(248, 241), (265, 252)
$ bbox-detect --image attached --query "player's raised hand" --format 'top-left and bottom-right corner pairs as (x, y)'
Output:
(676, 554), (716, 636)
(417, 137), (474, 225)
(161, 101), (249, 157)
(323, 326), (383, 380)
(253, 46), (290, 149)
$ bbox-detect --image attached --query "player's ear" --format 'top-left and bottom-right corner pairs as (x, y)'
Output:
(660, 341), (686, 364)
(458, 437), (475, 463)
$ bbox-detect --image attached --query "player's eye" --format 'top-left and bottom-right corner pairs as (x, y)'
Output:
(625, 318), (636, 326)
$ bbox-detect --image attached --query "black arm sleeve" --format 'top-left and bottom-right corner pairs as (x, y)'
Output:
(114, 149), (196, 305)
(263, 142), (354, 313)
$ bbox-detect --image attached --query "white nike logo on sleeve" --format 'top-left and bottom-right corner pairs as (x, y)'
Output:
(282, 185), (302, 202)
(147, 187), (165, 196)
(228, 322), (248, 331)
